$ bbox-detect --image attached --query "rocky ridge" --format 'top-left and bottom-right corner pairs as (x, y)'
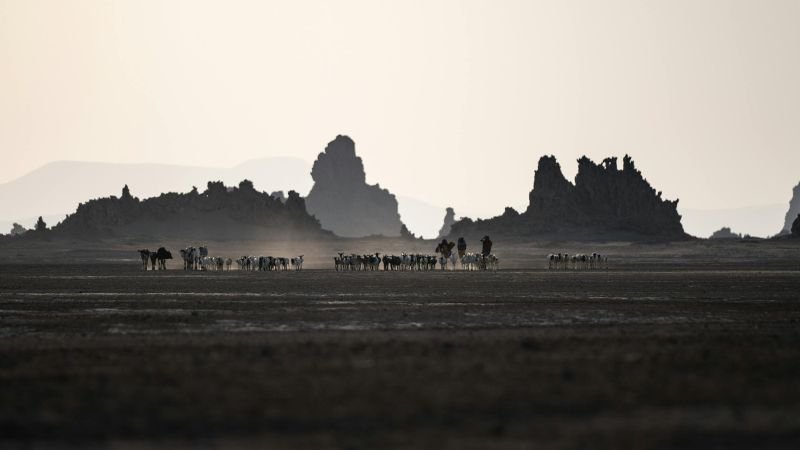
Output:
(46, 181), (327, 240)
(449, 155), (687, 240)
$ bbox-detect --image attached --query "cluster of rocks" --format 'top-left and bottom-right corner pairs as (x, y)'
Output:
(4, 135), (701, 243)
(49, 181), (327, 239)
(8, 135), (412, 242)
(305, 135), (405, 238)
(448, 155), (687, 240)
(3, 217), (47, 239)
(709, 227), (742, 239)
(8, 222), (27, 236)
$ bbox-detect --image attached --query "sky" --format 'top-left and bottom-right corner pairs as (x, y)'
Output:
(1, 0), (799, 228)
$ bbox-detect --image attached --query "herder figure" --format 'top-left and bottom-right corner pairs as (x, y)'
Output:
(480, 235), (493, 256)
(457, 237), (467, 258)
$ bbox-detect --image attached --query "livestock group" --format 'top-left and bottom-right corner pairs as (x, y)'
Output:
(332, 235), (500, 271)
(136, 240), (610, 272)
(547, 252), (608, 270)
(234, 255), (304, 271)
(137, 246), (303, 272)
(137, 248), (172, 271)
(333, 252), (499, 271)
(176, 247), (301, 272)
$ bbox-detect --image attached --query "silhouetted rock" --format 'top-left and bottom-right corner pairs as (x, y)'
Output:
(526, 156), (576, 220)
(780, 182), (800, 234)
(449, 155), (686, 240)
(500, 207), (520, 219)
(9, 223), (27, 236)
(305, 135), (404, 237)
(437, 207), (456, 239)
(50, 182), (328, 240)
(35, 216), (48, 232)
(0, 158), (313, 231)
(270, 191), (287, 203)
(792, 214), (800, 237)
(400, 223), (416, 239)
(709, 227), (741, 239)
(238, 179), (255, 192)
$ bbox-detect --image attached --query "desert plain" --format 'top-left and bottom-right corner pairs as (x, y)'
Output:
(0, 238), (799, 449)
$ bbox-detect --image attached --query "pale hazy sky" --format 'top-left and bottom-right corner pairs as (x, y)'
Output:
(1, 0), (799, 219)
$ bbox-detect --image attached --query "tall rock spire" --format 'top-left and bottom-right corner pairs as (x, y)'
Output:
(780, 182), (800, 235)
(305, 135), (405, 237)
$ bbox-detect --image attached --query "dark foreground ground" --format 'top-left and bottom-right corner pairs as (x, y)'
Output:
(1, 264), (800, 449)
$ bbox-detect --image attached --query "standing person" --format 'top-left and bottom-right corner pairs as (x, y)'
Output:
(480, 235), (493, 256)
(435, 238), (449, 255)
(457, 237), (467, 258)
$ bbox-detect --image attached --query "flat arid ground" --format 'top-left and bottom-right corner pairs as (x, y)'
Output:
(1, 240), (799, 448)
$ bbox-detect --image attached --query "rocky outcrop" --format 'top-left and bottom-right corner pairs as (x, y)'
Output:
(792, 214), (800, 237)
(0, 158), (313, 232)
(305, 135), (404, 237)
(437, 208), (456, 239)
(50, 182), (327, 240)
(780, 182), (800, 234)
(270, 191), (287, 203)
(448, 155), (687, 240)
(709, 227), (741, 239)
(400, 223), (417, 239)
(9, 223), (27, 236)
(35, 216), (48, 232)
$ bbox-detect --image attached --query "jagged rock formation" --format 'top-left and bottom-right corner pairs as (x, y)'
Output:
(50, 181), (327, 240)
(780, 182), (800, 234)
(35, 216), (48, 232)
(305, 135), (405, 237)
(792, 214), (800, 237)
(448, 155), (687, 240)
(709, 227), (741, 239)
(437, 207), (456, 239)
(9, 223), (27, 236)
(400, 223), (417, 239)
(0, 158), (313, 231)
(270, 191), (287, 203)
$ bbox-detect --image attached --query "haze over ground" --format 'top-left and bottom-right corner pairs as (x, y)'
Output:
(1, 1), (798, 236)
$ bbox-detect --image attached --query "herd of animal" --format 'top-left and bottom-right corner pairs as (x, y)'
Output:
(137, 248), (172, 271)
(139, 246), (304, 271)
(547, 252), (609, 270)
(138, 247), (608, 272)
(234, 255), (305, 271)
(333, 252), (499, 271)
